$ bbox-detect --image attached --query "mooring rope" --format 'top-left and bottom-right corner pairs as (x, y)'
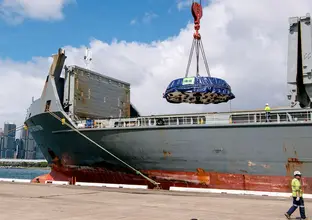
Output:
(47, 110), (160, 188)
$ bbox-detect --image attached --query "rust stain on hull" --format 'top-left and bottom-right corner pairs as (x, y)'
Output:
(196, 168), (210, 185)
(162, 150), (171, 158)
(285, 157), (304, 176)
(283, 144), (287, 152)
(30, 164), (312, 194)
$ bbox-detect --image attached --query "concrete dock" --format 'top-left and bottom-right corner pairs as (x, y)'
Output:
(0, 182), (311, 220)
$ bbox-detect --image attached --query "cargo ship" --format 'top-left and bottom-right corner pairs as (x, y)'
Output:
(25, 13), (312, 193)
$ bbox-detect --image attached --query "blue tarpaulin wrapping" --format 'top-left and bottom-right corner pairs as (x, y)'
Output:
(163, 76), (235, 104)
(86, 119), (93, 128)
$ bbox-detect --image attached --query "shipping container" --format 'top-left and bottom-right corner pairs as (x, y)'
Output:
(63, 65), (131, 120)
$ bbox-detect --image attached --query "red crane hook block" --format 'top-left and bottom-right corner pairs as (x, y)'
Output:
(191, 2), (203, 39)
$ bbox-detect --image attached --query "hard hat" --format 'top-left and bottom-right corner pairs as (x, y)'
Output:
(266, 103), (269, 106)
(294, 170), (302, 176)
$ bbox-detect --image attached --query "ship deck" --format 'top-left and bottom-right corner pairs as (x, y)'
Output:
(71, 107), (312, 130)
(1, 182), (311, 220)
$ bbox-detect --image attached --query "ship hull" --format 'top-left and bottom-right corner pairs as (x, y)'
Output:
(26, 111), (312, 192)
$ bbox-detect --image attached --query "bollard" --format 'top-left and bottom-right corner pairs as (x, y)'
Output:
(70, 176), (76, 185)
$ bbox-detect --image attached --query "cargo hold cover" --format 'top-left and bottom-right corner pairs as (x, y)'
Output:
(63, 65), (131, 119)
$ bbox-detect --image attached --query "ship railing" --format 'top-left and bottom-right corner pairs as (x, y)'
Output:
(75, 110), (312, 128)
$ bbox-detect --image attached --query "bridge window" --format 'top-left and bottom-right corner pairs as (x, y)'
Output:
(44, 100), (51, 112)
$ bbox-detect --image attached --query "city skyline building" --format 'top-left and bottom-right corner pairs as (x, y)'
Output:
(0, 122), (44, 159)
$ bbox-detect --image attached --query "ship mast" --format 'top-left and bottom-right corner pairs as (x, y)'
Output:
(185, 0), (211, 77)
(84, 47), (93, 69)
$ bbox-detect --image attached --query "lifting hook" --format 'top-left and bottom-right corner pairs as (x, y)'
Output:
(191, 0), (203, 39)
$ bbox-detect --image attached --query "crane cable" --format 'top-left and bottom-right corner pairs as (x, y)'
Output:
(46, 110), (161, 188)
(185, 0), (211, 78)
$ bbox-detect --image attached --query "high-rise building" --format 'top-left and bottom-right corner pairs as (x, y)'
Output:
(0, 128), (4, 158)
(0, 112), (45, 159)
(15, 105), (45, 159)
(15, 138), (25, 159)
(2, 122), (17, 158)
(20, 127), (44, 159)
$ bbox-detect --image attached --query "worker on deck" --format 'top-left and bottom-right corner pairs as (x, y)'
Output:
(264, 103), (271, 122)
(284, 170), (306, 219)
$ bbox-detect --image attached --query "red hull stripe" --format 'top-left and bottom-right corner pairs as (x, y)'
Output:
(31, 166), (312, 194)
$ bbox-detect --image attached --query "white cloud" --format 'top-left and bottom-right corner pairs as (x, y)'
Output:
(0, 0), (73, 24)
(130, 12), (158, 26)
(0, 57), (50, 129)
(0, 0), (311, 132)
(142, 12), (158, 24)
(130, 19), (137, 25)
(177, 0), (209, 11)
(177, 0), (193, 11)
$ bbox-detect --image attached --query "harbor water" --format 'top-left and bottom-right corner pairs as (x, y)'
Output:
(0, 168), (50, 179)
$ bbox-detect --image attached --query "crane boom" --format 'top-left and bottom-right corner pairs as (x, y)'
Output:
(287, 13), (312, 108)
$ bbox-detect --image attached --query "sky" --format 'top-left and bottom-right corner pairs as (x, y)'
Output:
(0, 0), (311, 131)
